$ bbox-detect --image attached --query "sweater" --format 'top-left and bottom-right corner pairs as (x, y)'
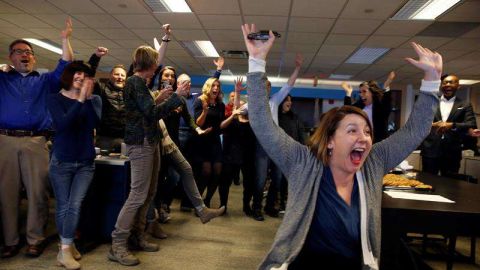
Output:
(247, 68), (439, 270)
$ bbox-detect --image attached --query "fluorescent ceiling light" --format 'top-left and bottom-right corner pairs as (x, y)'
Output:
(391, 0), (461, 20)
(24, 38), (62, 55)
(329, 74), (352, 80)
(460, 79), (480, 85)
(345, 47), (389, 64)
(182, 41), (220, 57)
(144, 0), (192, 12)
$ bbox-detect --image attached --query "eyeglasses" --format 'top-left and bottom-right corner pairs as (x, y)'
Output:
(11, 49), (35, 56)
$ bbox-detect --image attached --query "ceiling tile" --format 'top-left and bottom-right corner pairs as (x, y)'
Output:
(438, 0), (480, 22)
(104, 48), (131, 58)
(131, 29), (162, 40)
(10, 0), (63, 13)
(362, 35), (410, 48)
(437, 50), (471, 62)
(74, 28), (107, 40)
(48, 0), (104, 14)
(243, 16), (288, 32)
(82, 39), (122, 49)
(287, 32), (326, 45)
(291, 0), (346, 18)
(1, 14), (51, 28)
(438, 38), (480, 51)
(74, 14), (123, 28)
(113, 14), (160, 28)
(153, 13), (202, 29)
(166, 49), (191, 57)
(198, 15), (242, 30)
(188, 0), (240, 15)
(207, 29), (244, 42)
(173, 30), (209, 40)
(289, 17), (335, 33)
(34, 15), (88, 28)
(462, 26), (480, 38)
(399, 36), (453, 49)
(28, 28), (63, 39)
(213, 41), (247, 51)
(317, 44), (357, 57)
(335, 63), (369, 73)
(0, 1), (25, 13)
(340, 0), (405, 20)
(374, 20), (432, 36)
(96, 28), (139, 40)
(0, 28), (38, 39)
(92, 0), (149, 14)
(114, 39), (145, 49)
(444, 60), (478, 71)
(375, 55), (410, 66)
(69, 39), (93, 49)
(324, 34), (367, 46)
(285, 43), (320, 53)
(241, 0), (291, 16)
(331, 19), (383, 35)
(457, 64), (480, 76)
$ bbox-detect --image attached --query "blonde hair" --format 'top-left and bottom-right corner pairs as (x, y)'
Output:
(132, 45), (158, 72)
(308, 106), (372, 164)
(199, 77), (222, 104)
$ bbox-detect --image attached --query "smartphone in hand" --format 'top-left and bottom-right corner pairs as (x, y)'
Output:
(247, 30), (281, 40)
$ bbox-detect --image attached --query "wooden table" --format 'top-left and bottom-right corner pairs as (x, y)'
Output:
(382, 172), (480, 269)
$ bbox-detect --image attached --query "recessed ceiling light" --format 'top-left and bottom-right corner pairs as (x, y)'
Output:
(460, 79), (480, 85)
(391, 0), (461, 20)
(345, 47), (390, 64)
(24, 38), (62, 55)
(144, 0), (192, 13)
(181, 41), (219, 57)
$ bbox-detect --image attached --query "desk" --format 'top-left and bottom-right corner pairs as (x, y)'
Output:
(382, 172), (480, 269)
(78, 157), (130, 241)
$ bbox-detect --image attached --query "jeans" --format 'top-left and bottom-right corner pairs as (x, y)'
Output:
(112, 138), (160, 240)
(49, 155), (95, 244)
(253, 140), (283, 210)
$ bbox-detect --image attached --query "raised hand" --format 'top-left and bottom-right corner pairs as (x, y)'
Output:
(234, 76), (247, 92)
(162, 24), (172, 36)
(241, 24), (275, 60)
(405, 42), (442, 81)
(213, 56), (224, 70)
(61, 17), (73, 39)
(155, 87), (174, 104)
(295, 53), (304, 68)
(177, 80), (190, 96)
(79, 78), (94, 102)
(341, 82), (353, 96)
(95, 47), (109, 57)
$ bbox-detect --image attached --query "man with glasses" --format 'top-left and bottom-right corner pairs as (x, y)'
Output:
(420, 74), (477, 175)
(0, 18), (73, 258)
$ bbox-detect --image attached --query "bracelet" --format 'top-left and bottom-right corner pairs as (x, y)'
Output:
(162, 38), (171, 42)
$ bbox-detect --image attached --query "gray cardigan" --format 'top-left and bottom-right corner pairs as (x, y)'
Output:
(246, 72), (439, 270)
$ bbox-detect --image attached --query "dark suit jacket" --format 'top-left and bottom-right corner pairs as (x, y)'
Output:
(344, 91), (392, 143)
(420, 96), (477, 159)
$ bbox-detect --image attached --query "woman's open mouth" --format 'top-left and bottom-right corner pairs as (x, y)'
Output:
(350, 148), (365, 166)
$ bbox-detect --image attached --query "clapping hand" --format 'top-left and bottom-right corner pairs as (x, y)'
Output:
(79, 78), (94, 102)
(405, 42), (442, 81)
(241, 24), (276, 61)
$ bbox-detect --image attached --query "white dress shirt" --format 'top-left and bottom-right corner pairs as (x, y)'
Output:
(440, 95), (456, 122)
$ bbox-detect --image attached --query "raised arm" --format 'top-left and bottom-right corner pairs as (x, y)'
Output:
(60, 17), (73, 61)
(371, 42), (442, 173)
(88, 47), (108, 77)
(213, 57), (224, 79)
(221, 77), (245, 129)
(383, 71), (395, 91)
(270, 53), (303, 105)
(156, 24), (171, 66)
(342, 82), (354, 105)
(242, 24), (308, 174)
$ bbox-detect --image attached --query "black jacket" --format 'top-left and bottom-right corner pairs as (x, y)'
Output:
(420, 96), (477, 159)
(344, 91), (392, 143)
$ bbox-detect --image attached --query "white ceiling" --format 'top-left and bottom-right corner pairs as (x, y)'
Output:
(1, 0), (480, 86)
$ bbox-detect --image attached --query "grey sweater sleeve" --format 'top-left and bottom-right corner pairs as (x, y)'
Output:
(370, 90), (439, 173)
(247, 72), (309, 178)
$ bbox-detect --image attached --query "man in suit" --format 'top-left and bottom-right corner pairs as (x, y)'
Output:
(420, 74), (477, 175)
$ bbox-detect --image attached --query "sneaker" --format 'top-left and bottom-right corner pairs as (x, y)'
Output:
(158, 207), (171, 224)
(252, 209), (265, 221)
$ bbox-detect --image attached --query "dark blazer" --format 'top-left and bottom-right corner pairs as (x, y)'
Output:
(344, 91), (392, 143)
(420, 96), (477, 159)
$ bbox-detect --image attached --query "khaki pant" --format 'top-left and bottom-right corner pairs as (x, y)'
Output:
(0, 135), (49, 246)
(111, 138), (160, 240)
